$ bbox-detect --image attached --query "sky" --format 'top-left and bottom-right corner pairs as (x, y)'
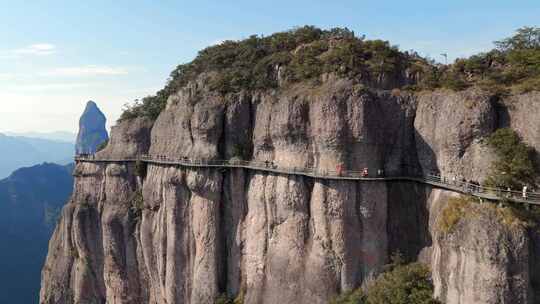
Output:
(0, 0), (538, 133)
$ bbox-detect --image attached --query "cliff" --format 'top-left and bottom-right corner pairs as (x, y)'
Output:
(75, 101), (109, 155)
(40, 74), (540, 304)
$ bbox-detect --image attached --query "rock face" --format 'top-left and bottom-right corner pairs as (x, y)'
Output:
(414, 89), (497, 182)
(75, 101), (109, 154)
(419, 190), (534, 304)
(40, 82), (540, 304)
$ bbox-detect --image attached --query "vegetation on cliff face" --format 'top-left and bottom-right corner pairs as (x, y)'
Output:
(120, 25), (427, 121)
(212, 255), (439, 304)
(438, 195), (540, 234)
(214, 293), (244, 304)
(494, 203), (540, 230)
(438, 197), (472, 234)
(120, 26), (540, 122)
(330, 288), (366, 304)
(331, 254), (440, 304)
(484, 128), (536, 189)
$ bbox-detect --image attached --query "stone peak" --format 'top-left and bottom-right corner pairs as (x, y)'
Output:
(81, 100), (105, 117)
(85, 100), (98, 109)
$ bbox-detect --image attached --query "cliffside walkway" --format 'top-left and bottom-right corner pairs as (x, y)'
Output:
(75, 154), (540, 206)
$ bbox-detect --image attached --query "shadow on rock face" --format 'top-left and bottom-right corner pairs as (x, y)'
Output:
(414, 128), (440, 177)
(386, 182), (433, 262)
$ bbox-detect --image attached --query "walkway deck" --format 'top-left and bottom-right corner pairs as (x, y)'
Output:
(74, 155), (540, 205)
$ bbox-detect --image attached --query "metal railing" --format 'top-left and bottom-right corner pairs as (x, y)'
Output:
(74, 154), (540, 205)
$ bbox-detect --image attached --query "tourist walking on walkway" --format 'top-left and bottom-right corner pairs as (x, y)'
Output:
(361, 168), (369, 177)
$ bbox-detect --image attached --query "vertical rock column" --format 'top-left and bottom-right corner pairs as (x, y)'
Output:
(75, 100), (109, 155)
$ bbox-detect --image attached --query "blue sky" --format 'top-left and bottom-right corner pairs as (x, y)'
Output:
(0, 0), (538, 132)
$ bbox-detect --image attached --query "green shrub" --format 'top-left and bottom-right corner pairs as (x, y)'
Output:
(495, 26), (540, 53)
(417, 66), (442, 90)
(289, 40), (328, 81)
(214, 292), (244, 304)
(493, 203), (539, 229)
(440, 70), (469, 91)
(513, 76), (540, 93)
(477, 79), (510, 97)
(70, 248), (79, 259)
(366, 257), (440, 304)
(120, 26), (540, 122)
(332, 255), (440, 304)
(437, 26), (540, 92)
(437, 197), (473, 234)
(411, 26), (540, 92)
(119, 26), (421, 121)
(120, 95), (168, 121)
(438, 194), (540, 232)
(330, 289), (366, 304)
(484, 128), (536, 189)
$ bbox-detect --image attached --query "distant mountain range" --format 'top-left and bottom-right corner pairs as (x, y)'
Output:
(4, 131), (76, 143)
(0, 162), (73, 304)
(0, 101), (107, 303)
(0, 133), (74, 178)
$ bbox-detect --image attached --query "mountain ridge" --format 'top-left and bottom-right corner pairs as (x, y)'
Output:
(0, 133), (73, 178)
(0, 162), (73, 304)
(4, 131), (77, 143)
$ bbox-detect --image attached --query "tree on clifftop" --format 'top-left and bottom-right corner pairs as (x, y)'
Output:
(495, 27), (540, 51)
(485, 128), (536, 189)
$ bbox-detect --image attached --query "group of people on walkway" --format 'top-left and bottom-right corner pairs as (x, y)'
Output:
(438, 172), (533, 200)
